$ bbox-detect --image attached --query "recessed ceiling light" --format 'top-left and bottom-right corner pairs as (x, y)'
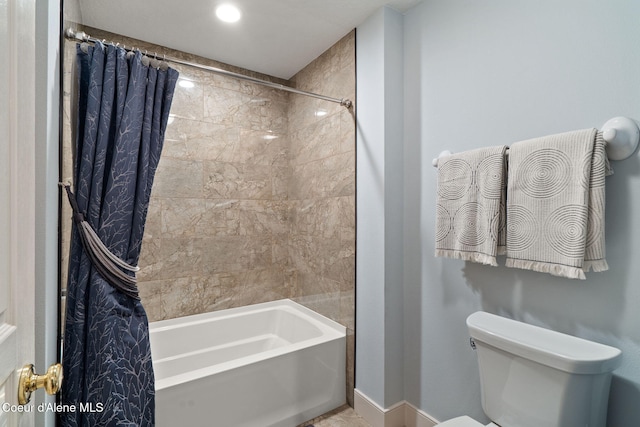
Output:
(216, 4), (241, 23)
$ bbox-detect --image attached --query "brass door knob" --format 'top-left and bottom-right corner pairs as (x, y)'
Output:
(18, 363), (63, 405)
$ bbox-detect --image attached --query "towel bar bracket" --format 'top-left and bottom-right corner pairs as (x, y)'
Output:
(432, 150), (452, 167)
(601, 116), (639, 161)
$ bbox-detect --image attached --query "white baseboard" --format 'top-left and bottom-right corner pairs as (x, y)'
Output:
(353, 389), (390, 427)
(403, 401), (439, 427)
(353, 389), (439, 427)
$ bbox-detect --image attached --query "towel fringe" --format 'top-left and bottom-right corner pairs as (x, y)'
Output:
(505, 259), (586, 280)
(583, 259), (609, 273)
(435, 249), (498, 267)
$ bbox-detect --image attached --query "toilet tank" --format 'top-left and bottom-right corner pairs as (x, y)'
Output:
(467, 312), (621, 427)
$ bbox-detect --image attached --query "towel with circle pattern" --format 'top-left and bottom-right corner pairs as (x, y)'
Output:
(505, 128), (611, 279)
(435, 145), (508, 266)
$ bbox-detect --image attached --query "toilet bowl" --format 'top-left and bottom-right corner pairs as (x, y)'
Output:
(437, 311), (621, 427)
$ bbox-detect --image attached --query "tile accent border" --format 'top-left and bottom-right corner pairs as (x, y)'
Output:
(354, 389), (439, 427)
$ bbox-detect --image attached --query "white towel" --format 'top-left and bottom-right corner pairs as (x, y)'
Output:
(584, 131), (612, 272)
(435, 145), (508, 266)
(505, 129), (611, 279)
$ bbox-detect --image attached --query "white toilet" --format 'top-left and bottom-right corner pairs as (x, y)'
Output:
(438, 311), (622, 427)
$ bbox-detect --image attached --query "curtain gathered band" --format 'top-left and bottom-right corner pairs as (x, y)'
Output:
(60, 182), (141, 300)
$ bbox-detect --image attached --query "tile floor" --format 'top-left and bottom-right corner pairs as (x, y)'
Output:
(299, 405), (371, 427)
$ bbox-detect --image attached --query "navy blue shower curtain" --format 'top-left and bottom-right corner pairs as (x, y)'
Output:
(62, 42), (178, 427)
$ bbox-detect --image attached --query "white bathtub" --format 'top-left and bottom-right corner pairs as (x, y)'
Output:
(150, 299), (346, 427)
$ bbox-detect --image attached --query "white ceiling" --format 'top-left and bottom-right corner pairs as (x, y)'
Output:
(78, 0), (422, 80)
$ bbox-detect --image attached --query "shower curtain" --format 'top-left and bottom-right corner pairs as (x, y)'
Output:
(63, 42), (178, 426)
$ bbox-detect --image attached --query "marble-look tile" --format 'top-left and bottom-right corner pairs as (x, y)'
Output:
(331, 31), (356, 75)
(139, 268), (292, 322)
(198, 85), (241, 126)
(203, 86), (288, 133)
(204, 161), (273, 199)
(292, 292), (342, 323)
(271, 165), (290, 200)
(291, 197), (355, 239)
(237, 200), (289, 236)
(200, 199), (241, 236)
(339, 109), (356, 154)
(160, 198), (205, 238)
(201, 235), (273, 274)
(163, 118), (240, 161)
(165, 125), (288, 166)
(288, 95), (328, 132)
(155, 198), (289, 240)
(137, 237), (204, 282)
(286, 32), (356, 407)
(290, 151), (355, 199)
(323, 249), (355, 288)
(137, 279), (166, 321)
(139, 275), (222, 321)
(212, 78), (289, 106)
(288, 235), (353, 290)
(152, 157), (203, 198)
(287, 235), (323, 277)
(211, 268), (291, 311)
(272, 235), (290, 269)
(232, 129), (288, 166)
(290, 33), (355, 120)
(340, 290), (355, 332)
(289, 112), (343, 166)
(169, 80), (204, 121)
(167, 122), (288, 181)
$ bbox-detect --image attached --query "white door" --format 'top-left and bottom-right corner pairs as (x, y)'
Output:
(0, 0), (37, 425)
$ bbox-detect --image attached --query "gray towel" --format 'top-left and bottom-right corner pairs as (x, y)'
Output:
(505, 129), (611, 279)
(435, 145), (508, 266)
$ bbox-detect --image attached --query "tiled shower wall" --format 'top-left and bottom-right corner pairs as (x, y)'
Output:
(136, 53), (293, 318)
(62, 28), (355, 402)
(287, 35), (356, 403)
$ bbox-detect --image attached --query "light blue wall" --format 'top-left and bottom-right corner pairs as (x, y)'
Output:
(358, 0), (640, 425)
(355, 6), (405, 408)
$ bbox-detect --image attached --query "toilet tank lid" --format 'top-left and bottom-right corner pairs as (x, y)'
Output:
(467, 312), (622, 374)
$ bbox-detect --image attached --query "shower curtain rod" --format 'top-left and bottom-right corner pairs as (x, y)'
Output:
(65, 28), (353, 109)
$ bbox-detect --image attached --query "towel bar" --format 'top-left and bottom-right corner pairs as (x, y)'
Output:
(432, 116), (640, 167)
